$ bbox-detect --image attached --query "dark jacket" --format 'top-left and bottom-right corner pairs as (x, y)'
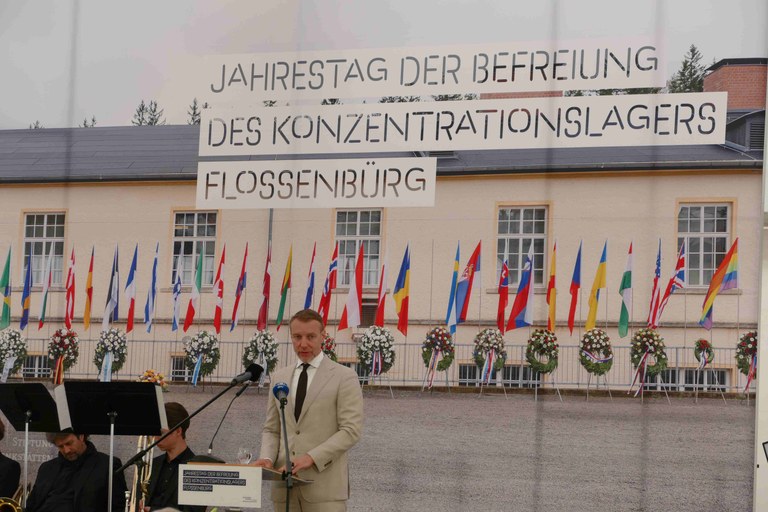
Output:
(25, 441), (127, 512)
(0, 452), (20, 497)
(146, 446), (205, 512)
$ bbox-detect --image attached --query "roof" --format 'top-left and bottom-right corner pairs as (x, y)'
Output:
(0, 124), (762, 184)
(707, 58), (768, 72)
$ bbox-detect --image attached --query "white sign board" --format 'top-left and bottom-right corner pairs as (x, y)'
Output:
(178, 464), (262, 508)
(196, 157), (437, 209)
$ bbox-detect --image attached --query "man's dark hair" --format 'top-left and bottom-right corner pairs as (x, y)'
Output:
(45, 431), (88, 444)
(290, 309), (323, 325)
(165, 402), (190, 438)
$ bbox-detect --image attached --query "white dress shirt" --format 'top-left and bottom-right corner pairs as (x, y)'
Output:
(291, 352), (324, 407)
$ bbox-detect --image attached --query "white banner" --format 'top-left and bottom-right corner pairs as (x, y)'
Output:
(199, 92), (727, 156)
(196, 157), (436, 209)
(178, 464), (261, 508)
(189, 39), (665, 101)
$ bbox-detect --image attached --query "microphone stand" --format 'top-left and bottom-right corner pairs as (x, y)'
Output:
(208, 382), (251, 455)
(277, 396), (293, 512)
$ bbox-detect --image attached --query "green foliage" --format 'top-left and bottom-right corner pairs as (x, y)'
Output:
(187, 98), (201, 125)
(668, 44), (706, 93)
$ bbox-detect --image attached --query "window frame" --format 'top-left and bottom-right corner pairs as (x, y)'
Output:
(676, 201), (732, 288)
(496, 205), (548, 287)
(22, 212), (66, 287)
(334, 209), (382, 288)
(171, 210), (219, 287)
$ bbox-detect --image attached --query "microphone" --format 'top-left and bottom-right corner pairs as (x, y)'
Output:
(231, 363), (264, 385)
(272, 382), (289, 404)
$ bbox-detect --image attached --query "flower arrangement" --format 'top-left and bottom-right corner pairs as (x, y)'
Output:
(357, 326), (396, 375)
(0, 328), (27, 376)
(138, 369), (169, 391)
(736, 331), (758, 376)
(694, 338), (715, 367)
(472, 328), (507, 371)
(48, 328), (79, 371)
(421, 326), (455, 372)
(322, 331), (338, 362)
(184, 330), (221, 378)
(630, 328), (667, 377)
(579, 328), (613, 376)
(94, 328), (128, 374)
(526, 329), (559, 374)
(242, 330), (279, 374)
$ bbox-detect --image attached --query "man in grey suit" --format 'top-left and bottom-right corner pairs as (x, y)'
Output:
(254, 309), (363, 512)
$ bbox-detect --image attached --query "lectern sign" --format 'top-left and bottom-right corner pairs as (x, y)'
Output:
(178, 464), (262, 508)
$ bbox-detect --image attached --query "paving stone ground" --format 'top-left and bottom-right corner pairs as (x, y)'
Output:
(5, 386), (755, 511)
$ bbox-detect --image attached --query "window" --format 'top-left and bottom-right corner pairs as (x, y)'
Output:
(336, 210), (381, 287)
(23, 213), (65, 286)
(497, 207), (546, 286)
(681, 368), (728, 392)
(170, 355), (190, 382)
(172, 212), (217, 286)
(501, 364), (541, 388)
(678, 204), (730, 287)
(22, 354), (51, 379)
(643, 369), (678, 391)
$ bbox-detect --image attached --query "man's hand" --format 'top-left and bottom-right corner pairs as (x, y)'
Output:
(251, 458), (273, 469)
(289, 454), (314, 474)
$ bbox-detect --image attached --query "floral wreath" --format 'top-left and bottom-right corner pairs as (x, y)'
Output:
(736, 331), (757, 376)
(421, 327), (455, 372)
(48, 328), (79, 371)
(0, 328), (28, 376)
(630, 328), (667, 377)
(322, 332), (338, 362)
(526, 329), (559, 374)
(579, 328), (613, 376)
(472, 328), (507, 371)
(694, 339), (715, 366)
(94, 328), (128, 374)
(357, 326), (396, 375)
(138, 369), (169, 391)
(242, 330), (279, 375)
(184, 330), (221, 378)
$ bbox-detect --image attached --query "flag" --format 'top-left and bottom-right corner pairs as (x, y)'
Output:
(445, 243), (460, 335)
(317, 243), (338, 327)
(497, 259), (509, 333)
(144, 243), (159, 333)
(275, 245), (292, 331)
(507, 244), (534, 331)
(0, 247), (11, 330)
(374, 252), (387, 327)
(20, 253), (32, 330)
(38, 243), (56, 330)
(699, 238), (739, 330)
(171, 272), (182, 331)
(646, 239), (661, 327)
(304, 242), (316, 309)
(102, 246), (119, 331)
(213, 245), (226, 334)
(257, 243), (272, 331)
(546, 243), (556, 332)
(64, 248), (75, 329)
(618, 243), (633, 338)
(83, 247), (94, 330)
(568, 242), (582, 335)
(393, 244), (410, 336)
(654, 241), (686, 327)
(455, 242), (481, 324)
(125, 244), (138, 333)
(183, 252), (203, 332)
(338, 244), (364, 330)
(230, 243), (248, 332)
(585, 241), (607, 331)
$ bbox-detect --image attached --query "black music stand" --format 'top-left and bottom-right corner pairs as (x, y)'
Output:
(0, 383), (61, 509)
(55, 381), (167, 512)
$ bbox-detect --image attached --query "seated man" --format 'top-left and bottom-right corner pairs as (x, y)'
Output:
(0, 418), (21, 498)
(25, 430), (127, 512)
(144, 402), (204, 512)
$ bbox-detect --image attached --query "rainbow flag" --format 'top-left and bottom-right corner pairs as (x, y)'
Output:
(699, 238), (738, 330)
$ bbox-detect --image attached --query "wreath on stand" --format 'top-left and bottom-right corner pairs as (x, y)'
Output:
(421, 327), (455, 372)
(0, 328), (28, 376)
(184, 331), (221, 380)
(357, 326), (396, 375)
(472, 328), (507, 371)
(736, 331), (758, 376)
(48, 328), (79, 371)
(526, 329), (559, 374)
(694, 339), (715, 367)
(138, 369), (169, 391)
(321, 332), (338, 362)
(242, 330), (279, 375)
(94, 328), (128, 375)
(579, 328), (613, 376)
(630, 328), (667, 377)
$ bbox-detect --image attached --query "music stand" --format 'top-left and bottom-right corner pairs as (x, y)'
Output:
(0, 383), (60, 509)
(55, 381), (167, 512)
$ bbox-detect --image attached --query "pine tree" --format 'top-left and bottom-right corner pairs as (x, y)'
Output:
(81, 116), (97, 128)
(146, 100), (165, 125)
(668, 45), (706, 93)
(29, 120), (44, 129)
(132, 100), (148, 126)
(187, 98), (201, 125)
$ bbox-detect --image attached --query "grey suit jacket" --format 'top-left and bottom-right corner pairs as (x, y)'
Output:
(259, 356), (363, 503)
